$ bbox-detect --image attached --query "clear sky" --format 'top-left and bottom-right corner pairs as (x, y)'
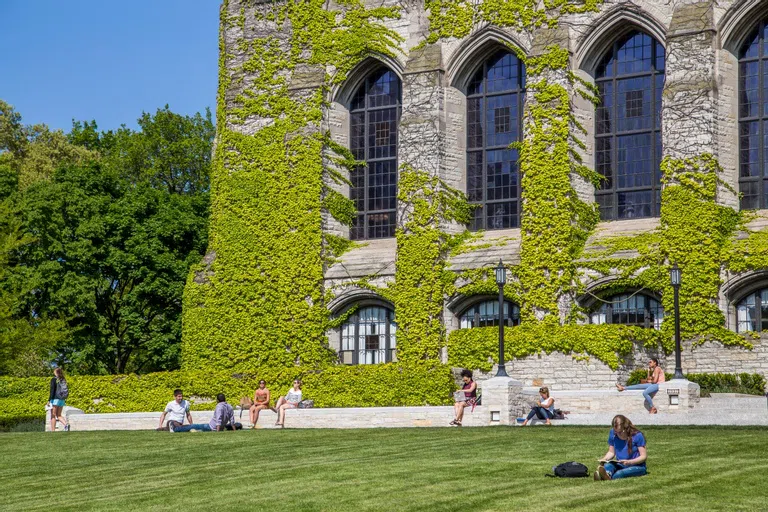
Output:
(0, 1), (220, 132)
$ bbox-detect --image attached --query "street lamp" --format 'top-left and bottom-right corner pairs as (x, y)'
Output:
(495, 260), (508, 377)
(669, 263), (685, 380)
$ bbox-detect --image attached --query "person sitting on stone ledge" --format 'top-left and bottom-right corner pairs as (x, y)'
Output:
(521, 386), (555, 426)
(616, 358), (665, 414)
(249, 379), (272, 429)
(450, 369), (477, 427)
(158, 389), (193, 431)
(594, 414), (648, 481)
(173, 393), (242, 432)
(274, 380), (302, 428)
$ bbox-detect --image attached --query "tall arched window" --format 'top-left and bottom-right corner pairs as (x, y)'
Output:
(349, 67), (401, 240)
(466, 50), (525, 231)
(595, 31), (665, 220)
(460, 300), (520, 328)
(340, 306), (396, 364)
(738, 22), (768, 209)
(735, 288), (768, 332)
(589, 293), (664, 329)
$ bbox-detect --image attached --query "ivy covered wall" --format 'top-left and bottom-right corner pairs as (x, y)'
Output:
(182, 0), (768, 380)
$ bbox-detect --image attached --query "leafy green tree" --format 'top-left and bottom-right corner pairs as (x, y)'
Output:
(18, 163), (209, 373)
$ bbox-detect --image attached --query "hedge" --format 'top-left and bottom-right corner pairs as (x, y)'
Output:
(0, 363), (455, 424)
(626, 370), (766, 397)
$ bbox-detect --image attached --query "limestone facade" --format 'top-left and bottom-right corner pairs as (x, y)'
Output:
(223, 0), (768, 384)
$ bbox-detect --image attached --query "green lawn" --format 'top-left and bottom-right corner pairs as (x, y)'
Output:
(1, 427), (766, 511)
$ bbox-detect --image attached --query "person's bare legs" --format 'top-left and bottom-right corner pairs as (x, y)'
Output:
(456, 402), (467, 424)
(616, 383), (625, 391)
(50, 407), (57, 432)
(249, 405), (257, 425)
(51, 405), (67, 431)
(253, 404), (267, 425)
(274, 397), (286, 424)
(277, 403), (294, 426)
(452, 402), (462, 424)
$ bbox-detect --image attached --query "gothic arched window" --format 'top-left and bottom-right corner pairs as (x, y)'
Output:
(595, 31), (665, 220)
(466, 50), (526, 231)
(738, 22), (768, 209)
(459, 300), (520, 328)
(589, 293), (664, 329)
(349, 67), (401, 240)
(340, 306), (396, 364)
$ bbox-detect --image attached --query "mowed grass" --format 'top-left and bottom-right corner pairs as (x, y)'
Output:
(1, 426), (767, 512)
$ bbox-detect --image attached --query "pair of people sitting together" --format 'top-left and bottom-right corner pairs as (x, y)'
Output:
(158, 389), (242, 432)
(248, 379), (303, 428)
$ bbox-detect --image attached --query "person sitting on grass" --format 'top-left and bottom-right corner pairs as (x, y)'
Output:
(450, 369), (477, 427)
(594, 414), (648, 481)
(521, 387), (555, 426)
(249, 379), (271, 429)
(274, 380), (302, 428)
(174, 393), (242, 432)
(616, 358), (665, 414)
(158, 389), (193, 431)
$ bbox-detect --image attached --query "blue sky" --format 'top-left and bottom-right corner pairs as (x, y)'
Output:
(0, 1), (220, 132)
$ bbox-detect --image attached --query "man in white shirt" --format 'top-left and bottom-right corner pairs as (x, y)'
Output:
(158, 389), (193, 431)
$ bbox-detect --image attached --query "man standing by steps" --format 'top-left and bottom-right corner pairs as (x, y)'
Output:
(616, 358), (666, 414)
(158, 389), (193, 431)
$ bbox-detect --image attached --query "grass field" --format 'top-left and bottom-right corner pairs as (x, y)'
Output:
(1, 426), (767, 511)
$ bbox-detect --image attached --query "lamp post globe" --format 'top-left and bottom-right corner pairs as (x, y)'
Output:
(495, 260), (508, 378)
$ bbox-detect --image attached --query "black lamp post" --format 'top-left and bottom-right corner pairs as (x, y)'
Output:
(495, 260), (508, 378)
(669, 263), (685, 380)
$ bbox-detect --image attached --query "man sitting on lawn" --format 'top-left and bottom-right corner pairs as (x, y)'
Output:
(173, 393), (242, 432)
(158, 389), (193, 431)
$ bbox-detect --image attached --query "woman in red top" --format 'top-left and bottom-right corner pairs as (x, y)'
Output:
(450, 369), (477, 427)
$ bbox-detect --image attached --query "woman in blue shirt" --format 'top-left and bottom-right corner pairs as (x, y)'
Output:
(595, 414), (648, 480)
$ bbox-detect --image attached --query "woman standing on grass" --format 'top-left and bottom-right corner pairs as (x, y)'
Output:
(48, 368), (70, 432)
(274, 380), (302, 428)
(450, 369), (477, 427)
(595, 414), (647, 480)
(249, 379), (271, 428)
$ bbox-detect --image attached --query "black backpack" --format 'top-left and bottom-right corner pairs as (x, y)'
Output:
(550, 461), (589, 478)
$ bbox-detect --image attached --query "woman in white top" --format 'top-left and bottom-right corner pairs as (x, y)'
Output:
(521, 387), (555, 426)
(275, 380), (302, 428)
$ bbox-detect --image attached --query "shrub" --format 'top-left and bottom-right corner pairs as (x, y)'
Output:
(625, 370), (766, 397)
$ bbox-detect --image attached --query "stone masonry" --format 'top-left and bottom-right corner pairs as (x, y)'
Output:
(222, 0), (768, 387)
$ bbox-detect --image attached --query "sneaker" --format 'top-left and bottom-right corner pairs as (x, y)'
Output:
(597, 466), (611, 480)
(169, 423), (175, 433)
(190, 429), (200, 432)
(64, 424), (70, 432)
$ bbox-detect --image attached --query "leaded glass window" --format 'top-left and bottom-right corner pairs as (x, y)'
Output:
(350, 68), (401, 239)
(460, 300), (520, 328)
(738, 22), (768, 209)
(466, 51), (525, 230)
(340, 306), (396, 364)
(735, 289), (768, 332)
(595, 31), (665, 220)
(589, 293), (664, 329)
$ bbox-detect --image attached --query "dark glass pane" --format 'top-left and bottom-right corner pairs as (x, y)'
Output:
(596, 51), (614, 79)
(617, 190), (652, 219)
(468, 68), (483, 96)
(486, 52), (518, 93)
(367, 160), (397, 211)
(368, 108), (397, 160)
(485, 200), (518, 229)
(596, 137), (613, 189)
(617, 76), (652, 132)
(616, 32), (652, 75)
(740, 180), (759, 210)
(350, 214), (365, 240)
(467, 151), (483, 202)
(740, 61), (760, 118)
(596, 194), (613, 220)
(740, 121), (760, 177)
(655, 74), (664, 129)
(617, 134), (652, 189)
(467, 98), (483, 148)
(486, 149), (518, 201)
(368, 70), (400, 108)
(740, 28), (760, 59)
(368, 211), (395, 239)
(470, 205), (484, 231)
(655, 41), (665, 72)
(596, 82), (613, 134)
(350, 112), (365, 159)
(486, 94), (517, 147)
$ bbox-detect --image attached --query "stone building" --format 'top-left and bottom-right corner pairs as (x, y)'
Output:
(208, 0), (768, 388)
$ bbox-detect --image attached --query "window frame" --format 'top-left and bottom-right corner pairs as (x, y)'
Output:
(594, 30), (665, 221)
(734, 288), (768, 333)
(588, 292), (664, 330)
(459, 299), (521, 329)
(465, 50), (526, 231)
(339, 305), (397, 365)
(349, 67), (402, 240)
